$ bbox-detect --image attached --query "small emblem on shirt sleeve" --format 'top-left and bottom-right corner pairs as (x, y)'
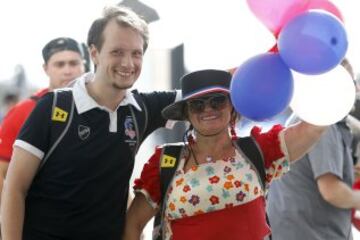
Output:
(161, 154), (176, 168)
(52, 107), (68, 122)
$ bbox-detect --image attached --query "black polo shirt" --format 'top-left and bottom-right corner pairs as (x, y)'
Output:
(15, 74), (177, 239)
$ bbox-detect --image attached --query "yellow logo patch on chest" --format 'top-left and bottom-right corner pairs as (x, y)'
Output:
(52, 107), (68, 122)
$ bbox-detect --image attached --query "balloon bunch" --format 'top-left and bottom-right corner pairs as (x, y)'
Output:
(230, 0), (355, 125)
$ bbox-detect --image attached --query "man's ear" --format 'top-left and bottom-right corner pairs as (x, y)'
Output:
(43, 63), (49, 75)
(89, 44), (99, 66)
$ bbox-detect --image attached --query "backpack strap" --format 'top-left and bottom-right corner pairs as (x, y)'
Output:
(235, 136), (272, 239)
(153, 143), (184, 240)
(129, 90), (148, 156)
(235, 136), (266, 191)
(38, 90), (75, 171)
(159, 144), (184, 200)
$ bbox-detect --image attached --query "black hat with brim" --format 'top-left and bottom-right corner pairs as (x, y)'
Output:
(162, 69), (232, 121)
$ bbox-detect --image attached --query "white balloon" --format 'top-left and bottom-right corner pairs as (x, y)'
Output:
(290, 65), (356, 126)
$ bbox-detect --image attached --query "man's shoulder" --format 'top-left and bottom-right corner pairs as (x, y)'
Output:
(32, 88), (49, 98)
(134, 90), (176, 98)
(320, 124), (344, 142)
(12, 92), (55, 123)
(133, 90), (177, 107)
(6, 97), (38, 118)
(53, 87), (73, 96)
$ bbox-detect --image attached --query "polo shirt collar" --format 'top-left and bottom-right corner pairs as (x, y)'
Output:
(72, 73), (142, 114)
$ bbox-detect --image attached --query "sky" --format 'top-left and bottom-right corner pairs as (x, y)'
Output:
(0, 0), (358, 90)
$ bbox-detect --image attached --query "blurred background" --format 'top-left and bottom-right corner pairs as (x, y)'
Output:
(0, 0), (359, 238)
(0, 1), (358, 90)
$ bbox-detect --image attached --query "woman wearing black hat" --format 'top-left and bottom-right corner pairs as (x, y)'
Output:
(124, 69), (327, 240)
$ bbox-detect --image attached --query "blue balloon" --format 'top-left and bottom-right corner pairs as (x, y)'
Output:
(278, 10), (348, 75)
(230, 53), (293, 121)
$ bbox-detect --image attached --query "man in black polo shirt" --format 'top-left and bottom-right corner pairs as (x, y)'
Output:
(1, 6), (177, 240)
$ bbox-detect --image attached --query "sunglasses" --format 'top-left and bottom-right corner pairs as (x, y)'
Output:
(187, 93), (229, 114)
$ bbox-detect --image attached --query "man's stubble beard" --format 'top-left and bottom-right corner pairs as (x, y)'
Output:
(112, 82), (134, 90)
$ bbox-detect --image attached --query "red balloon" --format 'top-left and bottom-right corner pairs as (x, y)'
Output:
(268, 43), (279, 53)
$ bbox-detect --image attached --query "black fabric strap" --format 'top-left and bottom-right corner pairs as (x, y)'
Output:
(236, 136), (266, 190)
(38, 90), (74, 172)
(153, 144), (183, 240)
(159, 145), (183, 200)
(130, 90), (148, 156)
(236, 136), (271, 239)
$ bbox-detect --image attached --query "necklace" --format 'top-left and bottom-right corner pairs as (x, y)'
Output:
(187, 140), (234, 166)
(191, 154), (213, 165)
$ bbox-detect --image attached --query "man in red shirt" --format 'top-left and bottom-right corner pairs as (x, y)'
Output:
(0, 37), (86, 201)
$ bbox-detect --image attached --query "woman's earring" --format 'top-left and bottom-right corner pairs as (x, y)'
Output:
(187, 131), (195, 145)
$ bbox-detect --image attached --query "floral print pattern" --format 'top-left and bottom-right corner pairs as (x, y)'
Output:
(164, 150), (289, 221)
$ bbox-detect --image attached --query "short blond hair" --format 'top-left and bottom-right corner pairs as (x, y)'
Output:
(87, 5), (149, 52)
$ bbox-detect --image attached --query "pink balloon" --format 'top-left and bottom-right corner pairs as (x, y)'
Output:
(247, 0), (343, 36)
(306, 0), (344, 21)
(246, 0), (310, 36)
